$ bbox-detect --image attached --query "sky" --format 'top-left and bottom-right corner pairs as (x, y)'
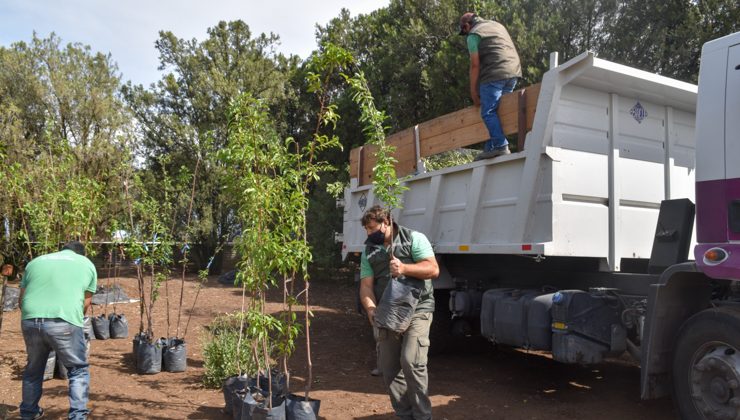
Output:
(0, 0), (390, 86)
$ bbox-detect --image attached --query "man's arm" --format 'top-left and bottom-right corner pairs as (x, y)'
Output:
(84, 291), (93, 315)
(18, 288), (24, 311)
(390, 256), (439, 280)
(359, 276), (377, 326)
(469, 52), (481, 106)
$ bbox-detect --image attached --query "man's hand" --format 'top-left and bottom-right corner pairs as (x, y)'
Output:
(366, 306), (376, 326)
(390, 256), (404, 277)
(472, 94), (481, 106)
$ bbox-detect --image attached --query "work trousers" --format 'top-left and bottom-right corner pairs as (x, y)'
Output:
(480, 77), (518, 151)
(376, 312), (433, 420)
(20, 318), (90, 420)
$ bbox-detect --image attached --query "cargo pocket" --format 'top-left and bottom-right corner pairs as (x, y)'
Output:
(415, 336), (430, 366)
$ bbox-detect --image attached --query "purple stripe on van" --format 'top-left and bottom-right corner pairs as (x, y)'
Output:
(695, 178), (740, 242)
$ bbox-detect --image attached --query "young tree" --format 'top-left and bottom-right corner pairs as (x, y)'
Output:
(122, 20), (299, 272)
(0, 34), (133, 262)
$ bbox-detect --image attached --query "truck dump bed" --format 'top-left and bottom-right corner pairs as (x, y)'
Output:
(342, 52), (697, 271)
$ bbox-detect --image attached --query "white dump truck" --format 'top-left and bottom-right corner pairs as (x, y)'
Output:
(341, 32), (740, 419)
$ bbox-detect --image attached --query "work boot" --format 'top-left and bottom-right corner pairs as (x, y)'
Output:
(474, 145), (511, 161)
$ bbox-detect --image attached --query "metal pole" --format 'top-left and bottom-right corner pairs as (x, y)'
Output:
(549, 52), (559, 70)
(413, 125), (426, 175)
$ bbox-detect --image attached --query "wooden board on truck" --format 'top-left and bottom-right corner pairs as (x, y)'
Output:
(349, 84), (540, 186)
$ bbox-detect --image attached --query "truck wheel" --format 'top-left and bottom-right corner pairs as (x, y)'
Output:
(672, 307), (740, 420)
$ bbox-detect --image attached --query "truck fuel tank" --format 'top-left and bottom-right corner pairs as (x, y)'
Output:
(551, 290), (626, 364)
(480, 288), (555, 350)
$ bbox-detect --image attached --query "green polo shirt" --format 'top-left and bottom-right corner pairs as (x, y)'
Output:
(20, 249), (97, 327)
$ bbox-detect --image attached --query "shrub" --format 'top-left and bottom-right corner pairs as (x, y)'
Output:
(201, 313), (256, 388)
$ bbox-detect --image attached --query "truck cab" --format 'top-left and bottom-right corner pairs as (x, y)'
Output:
(660, 31), (740, 419)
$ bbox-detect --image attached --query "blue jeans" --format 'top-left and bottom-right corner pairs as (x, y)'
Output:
(20, 318), (90, 420)
(480, 77), (517, 152)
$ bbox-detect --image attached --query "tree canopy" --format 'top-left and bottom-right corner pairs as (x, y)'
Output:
(1, 2), (737, 271)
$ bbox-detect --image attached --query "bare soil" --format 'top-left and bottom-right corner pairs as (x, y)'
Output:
(0, 274), (677, 419)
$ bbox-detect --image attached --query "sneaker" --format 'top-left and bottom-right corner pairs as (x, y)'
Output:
(370, 368), (381, 376)
(474, 145), (511, 161)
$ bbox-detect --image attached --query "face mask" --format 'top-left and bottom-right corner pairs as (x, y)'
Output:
(367, 227), (385, 245)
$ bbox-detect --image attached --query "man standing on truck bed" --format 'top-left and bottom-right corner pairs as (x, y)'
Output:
(18, 241), (97, 420)
(459, 12), (522, 161)
(359, 205), (439, 420)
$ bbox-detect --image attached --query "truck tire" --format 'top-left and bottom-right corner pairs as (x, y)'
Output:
(672, 307), (740, 420)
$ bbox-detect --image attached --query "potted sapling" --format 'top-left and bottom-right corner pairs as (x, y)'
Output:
(165, 156), (201, 373)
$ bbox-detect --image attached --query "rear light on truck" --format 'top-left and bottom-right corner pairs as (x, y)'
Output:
(703, 247), (729, 265)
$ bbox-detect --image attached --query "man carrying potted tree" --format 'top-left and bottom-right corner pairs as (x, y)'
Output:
(359, 205), (439, 420)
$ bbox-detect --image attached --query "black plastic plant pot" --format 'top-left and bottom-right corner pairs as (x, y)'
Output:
(163, 338), (187, 372)
(132, 332), (148, 363)
(136, 337), (164, 374)
(43, 351), (56, 381)
(256, 369), (288, 399)
(83, 316), (94, 341)
(231, 388), (246, 420)
(160, 337), (169, 365)
(108, 313), (129, 339)
(92, 314), (111, 340)
(250, 398), (286, 420)
(240, 386), (286, 420)
(55, 359), (68, 380)
(223, 375), (250, 416)
(285, 394), (320, 420)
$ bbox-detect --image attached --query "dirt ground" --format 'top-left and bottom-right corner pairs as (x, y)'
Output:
(0, 274), (677, 419)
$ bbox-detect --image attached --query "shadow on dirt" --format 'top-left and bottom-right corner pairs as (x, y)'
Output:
(187, 405), (225, 419)
(89, 392), (187, 419)
(0, 403), (18, 418)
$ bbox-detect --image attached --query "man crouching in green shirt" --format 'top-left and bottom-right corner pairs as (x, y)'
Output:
(359, 206), (439, 420)
(18, 241), (97, 420)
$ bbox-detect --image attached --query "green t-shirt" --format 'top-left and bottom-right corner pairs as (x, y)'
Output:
(21, 249), (98, 327)
(467, 33), (481, 54)
(360, 231), (434, 279)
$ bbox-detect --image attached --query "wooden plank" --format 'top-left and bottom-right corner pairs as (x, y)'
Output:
(421, 122), (489, 156)
(349, 83), (541, 185)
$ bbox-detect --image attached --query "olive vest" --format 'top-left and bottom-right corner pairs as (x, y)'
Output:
(364, 224), (435, 313)
(469, 18), (522, 85)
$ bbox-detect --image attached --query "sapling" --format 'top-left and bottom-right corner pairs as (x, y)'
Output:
(175, 155), (201, 339)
